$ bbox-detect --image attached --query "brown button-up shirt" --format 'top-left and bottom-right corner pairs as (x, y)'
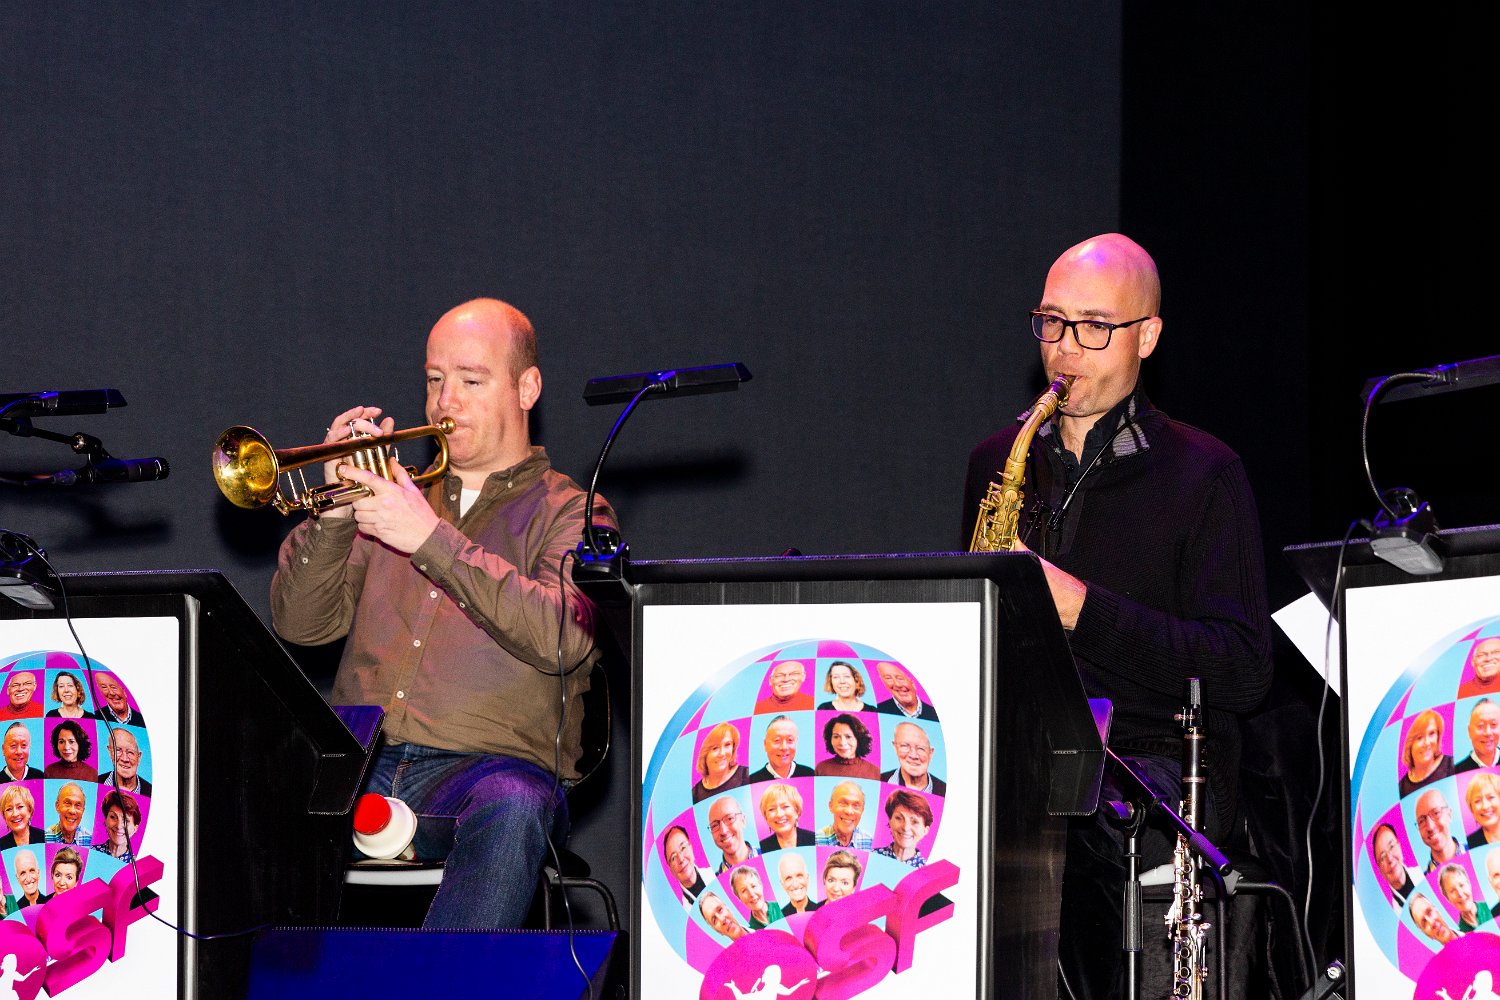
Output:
(270, 447), (613, 780)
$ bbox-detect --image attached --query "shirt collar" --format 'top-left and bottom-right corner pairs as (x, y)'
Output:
(1037, 384), (1152, 470)
(440, 446), (549, 498)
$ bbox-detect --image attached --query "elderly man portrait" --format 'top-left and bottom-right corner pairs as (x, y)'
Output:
(962, 234), (1272, 999)
(871, 661), (937, 721)
(755, 661), (813, 714)
(45, 783), (92, 847)
(1410, 892), (1459, 946)
(1457, 698), (1500, 772)
(0, 672), (41, 722)
(1372, 822), (1423, 911)
(271, 298), (615, 929)
(880, 721), (946, 796)
(1, 723), (41, 782)
(12, 849), (44, 909)
(749, 715), (814, 782)
(661, 824), (714, 910)
(707, 794), (760, 874)
(777, 852), (819, 914)
(816, 780), (872, 850)
(92, 673), (146, 727)
(1415, 787), (1466, 873)
(1461, 638), (1500, 699)
(697, 890), (749, 942)
(99, 728), (152, 797)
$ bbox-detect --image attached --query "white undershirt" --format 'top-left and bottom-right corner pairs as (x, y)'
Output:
(459, 487), (481, 516)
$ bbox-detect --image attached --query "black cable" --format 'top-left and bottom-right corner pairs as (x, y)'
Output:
(9, 535), (273, 941)
(1360, 372), (1442, 520)
(1301, 518), (1363, 974)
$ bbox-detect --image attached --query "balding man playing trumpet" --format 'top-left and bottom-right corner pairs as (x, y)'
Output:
(273, 298), (616, 929)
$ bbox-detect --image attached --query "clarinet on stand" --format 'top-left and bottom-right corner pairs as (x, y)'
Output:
(1167, 677), (1209, 1000)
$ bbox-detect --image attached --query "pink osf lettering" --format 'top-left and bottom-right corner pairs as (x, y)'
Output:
(802, 885), (896, 1000)
(35, 879), (112, 993)
(884, 860), (958, 974)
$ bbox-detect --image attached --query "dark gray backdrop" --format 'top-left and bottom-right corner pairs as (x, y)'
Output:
(3, 3), (1119, 596)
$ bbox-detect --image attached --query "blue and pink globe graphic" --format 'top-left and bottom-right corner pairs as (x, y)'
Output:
(0, 650), (153, 921)
(642, 638), (948, 973)
(1353, 616), (1500, 988)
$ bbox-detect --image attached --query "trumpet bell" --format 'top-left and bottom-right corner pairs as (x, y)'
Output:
(211, 417), (454, 516)
(212, 426), (281, 510)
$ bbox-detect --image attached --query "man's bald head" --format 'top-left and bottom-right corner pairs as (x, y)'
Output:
(433, 298), (537, 378)
(1048, 234), (1161, 318)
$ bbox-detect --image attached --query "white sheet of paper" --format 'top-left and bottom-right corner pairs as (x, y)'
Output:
(1272, 590), (1339, 687)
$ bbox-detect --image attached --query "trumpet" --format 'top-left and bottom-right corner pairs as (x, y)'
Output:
(212, 418), (454, 517)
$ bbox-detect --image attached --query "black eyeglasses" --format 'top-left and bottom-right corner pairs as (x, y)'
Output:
(1030, 311), (1150, 351)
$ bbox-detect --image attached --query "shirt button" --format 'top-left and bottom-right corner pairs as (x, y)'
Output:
(449, 494), (457, 501)
(418, 564), (427, 572)
(430, 590), (439, 599)
(458, 602), (466, 609)
(300, 556), (309, 564)
(413, 639), (422, 648)
(506, 482), (513, 489)
(396, 690), (405, 699)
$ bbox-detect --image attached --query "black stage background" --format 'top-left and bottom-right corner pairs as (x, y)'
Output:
(0, 1), (1487, 978)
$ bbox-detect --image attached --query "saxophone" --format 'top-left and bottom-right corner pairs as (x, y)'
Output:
(1167, 677), (1208, 1000)
(969, 374), (1074, 552)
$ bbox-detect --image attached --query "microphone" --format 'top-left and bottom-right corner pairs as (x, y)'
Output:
(0, 388), (128, 418)
(44, 457), (170, 486)
(90, 457), (170, 483)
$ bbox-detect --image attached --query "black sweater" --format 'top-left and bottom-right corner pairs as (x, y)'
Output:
(963, 392), (1272, 835)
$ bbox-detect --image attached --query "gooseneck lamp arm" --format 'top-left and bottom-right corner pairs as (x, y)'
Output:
(580, 378), (664, 558)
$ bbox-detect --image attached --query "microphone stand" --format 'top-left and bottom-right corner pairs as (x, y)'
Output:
(1104, 748), (1232, 1000)
(2, 391), (164, 488)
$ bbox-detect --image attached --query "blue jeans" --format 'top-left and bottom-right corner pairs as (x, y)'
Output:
(364, 743), (568, 929)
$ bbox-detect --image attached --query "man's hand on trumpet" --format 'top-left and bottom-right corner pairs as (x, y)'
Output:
(319, 405), (395, 519)
(338, 462), (440, 555)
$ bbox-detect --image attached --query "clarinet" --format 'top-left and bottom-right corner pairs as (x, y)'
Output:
(1166, 677), (1208, 1000)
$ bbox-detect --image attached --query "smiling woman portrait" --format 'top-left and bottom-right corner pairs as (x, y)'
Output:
(1465, 771), (1500, 849)
(757, 782), (814, 852)
(818, 661), (871, 713)
(45, 719), (96, 781)
(692, 721), (748, 803)
(1400, 708), (1454, 798)
(815, 713), (880, 780)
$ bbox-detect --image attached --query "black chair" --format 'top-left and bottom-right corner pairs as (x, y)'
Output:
(339, 659), (619, 931)
(538, 661), (620, 931)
